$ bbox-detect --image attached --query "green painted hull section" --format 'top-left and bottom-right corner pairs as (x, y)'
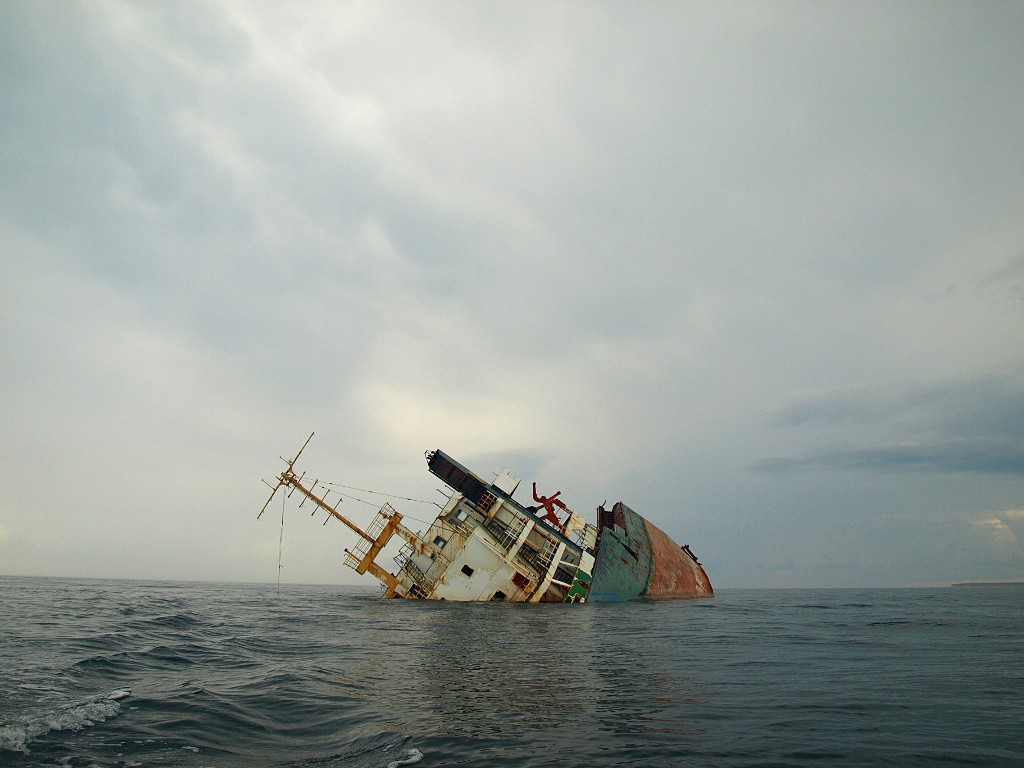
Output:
(588, 505), (653, 601)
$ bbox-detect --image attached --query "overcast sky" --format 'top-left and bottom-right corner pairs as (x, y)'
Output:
(1, 1), (1022, 589)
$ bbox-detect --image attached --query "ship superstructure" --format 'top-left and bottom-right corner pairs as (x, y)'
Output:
(259, 436), (711, 602)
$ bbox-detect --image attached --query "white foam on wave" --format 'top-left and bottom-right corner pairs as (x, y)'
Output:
(0, 689), (130, 754)
(385, 747), (424, 768)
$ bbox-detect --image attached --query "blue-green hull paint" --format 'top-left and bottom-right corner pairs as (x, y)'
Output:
(588, 504), (654, 602)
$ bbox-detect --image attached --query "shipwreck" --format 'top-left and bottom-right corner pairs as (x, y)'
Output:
(259, 435), (712, 602)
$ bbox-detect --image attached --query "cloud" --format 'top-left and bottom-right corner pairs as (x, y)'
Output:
(755, 437), (1024, 476)
(1, 2), (1023, 587)
(770, 371), (1024, 435)
(758, 371), (1024, 476)
(969, 512), (1024, 564)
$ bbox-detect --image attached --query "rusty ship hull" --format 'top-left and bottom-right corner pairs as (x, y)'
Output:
(261, 440), (712, 603)
(590, 502), (713, 601)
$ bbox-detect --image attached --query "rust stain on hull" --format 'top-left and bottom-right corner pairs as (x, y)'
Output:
(644, 516), (713, 599)
(260, 438), (713, 603)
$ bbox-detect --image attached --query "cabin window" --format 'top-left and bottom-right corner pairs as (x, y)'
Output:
(553, 566), (576, 586)
(433, 535), (447, 549)
(461, 564), (474, 577)
(491, 590), (507, 601)
(456, 509), (469, 522)
(511, 572), (529, 589)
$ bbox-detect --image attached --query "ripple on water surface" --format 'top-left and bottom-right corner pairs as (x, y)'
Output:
(1, 578), (1023, 767)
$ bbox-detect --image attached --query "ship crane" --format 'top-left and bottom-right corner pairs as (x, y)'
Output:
(259, 434), (431, 597)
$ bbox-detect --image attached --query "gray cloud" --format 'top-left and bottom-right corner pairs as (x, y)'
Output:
(759, 371), (1024, 476)
(772, 372), (1024, 434)
(1, 1), (1022, 587)
(755, 436), (1024, 476)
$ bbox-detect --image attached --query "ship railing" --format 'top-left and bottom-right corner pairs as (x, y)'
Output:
(445, 517), (475, 538)
(393, 542), (414, 571)
(484, 516), (508, 544)
(371, 503), (398, 537)
(517, 540), (557, 574)
(422, 550), (452, 591)
(485, 512), (528, 553)
(395, 545), (451, 595)
(535, 539), (558, 570)
(343, 503), (398, 572)
(434, 515), (474, 543)
(573, 522), (599, 552)
(402, 557), (427, 584)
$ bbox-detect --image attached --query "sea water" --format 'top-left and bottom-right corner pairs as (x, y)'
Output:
(1, 576), (1021, 767)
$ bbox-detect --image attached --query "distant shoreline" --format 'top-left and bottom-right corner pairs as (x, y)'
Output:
(951, 581), (1024, 587)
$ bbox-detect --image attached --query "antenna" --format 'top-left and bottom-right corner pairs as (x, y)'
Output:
(257, 432), (315, 520)
(257, 432), (372, 543)
(287, 432), (314, 471)
(255, 434), (412, 598)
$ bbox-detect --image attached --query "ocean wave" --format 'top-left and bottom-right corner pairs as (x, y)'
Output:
(0, 689), (130, 754)
(131, 612), (204, 631)
(3, 579), (1021, 767)
(385, 747), (424, 768)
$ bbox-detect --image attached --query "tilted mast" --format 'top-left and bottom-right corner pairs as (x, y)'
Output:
(258, 437), (711, 602)
(259, 434), (429, 597)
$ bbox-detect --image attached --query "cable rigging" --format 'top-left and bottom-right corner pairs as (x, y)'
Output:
(314, 479), (437, 505)
(277, 492), (285, 594)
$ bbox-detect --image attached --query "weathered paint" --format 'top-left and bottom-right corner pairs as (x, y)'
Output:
(588, 502), (713, 601)
(563, 568), (592, 602)
(587, 510), (651, 602)
(430, 528), (529, 601)
(644, 516), (713, 598)
(262, 439), (712, 601)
